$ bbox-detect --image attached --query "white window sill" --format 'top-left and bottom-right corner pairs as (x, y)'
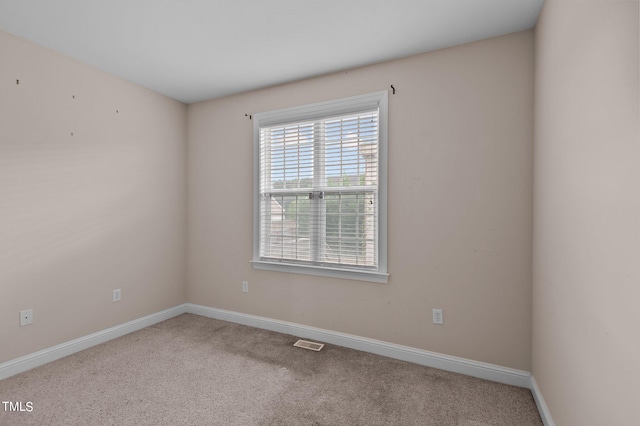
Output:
(251, 260), (389, 283)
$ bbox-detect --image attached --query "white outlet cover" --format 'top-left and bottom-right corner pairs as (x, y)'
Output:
(113, 289), (122, 302)
(20, 309), (33, 326)
(242, 281), (249, 293)
(432, 308), (443, 325)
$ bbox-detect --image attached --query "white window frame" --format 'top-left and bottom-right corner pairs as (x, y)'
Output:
(251, 91), (388, 283)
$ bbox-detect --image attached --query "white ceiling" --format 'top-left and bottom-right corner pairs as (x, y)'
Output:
(0, 0), (543, 104)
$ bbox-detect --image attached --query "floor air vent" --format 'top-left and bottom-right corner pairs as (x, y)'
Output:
(293, 339), (325, 352)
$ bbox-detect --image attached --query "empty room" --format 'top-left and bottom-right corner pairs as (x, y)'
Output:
(1, 0), (638, 425)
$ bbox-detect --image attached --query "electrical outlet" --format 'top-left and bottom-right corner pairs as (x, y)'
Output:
(113, 289), (122, 302)
(19, 309), (33, 327)
(432, 308), (443, 325)
(242, 281), (249, 293)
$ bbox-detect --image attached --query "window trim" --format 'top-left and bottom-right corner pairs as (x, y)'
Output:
(252, 91), (388, 283)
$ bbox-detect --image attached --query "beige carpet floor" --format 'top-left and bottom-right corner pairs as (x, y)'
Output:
(0, 314), (542, 425)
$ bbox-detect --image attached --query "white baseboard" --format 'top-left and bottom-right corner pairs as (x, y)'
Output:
(1, 302), (552, 425)
(185, 303), (532, 388)
(0, 304), (187, 381)
(530, 376), (555, 426)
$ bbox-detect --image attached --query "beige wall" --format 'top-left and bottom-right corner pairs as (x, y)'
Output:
(188, 31), (534, 370)
(533, 0), (640, 424)
(0, 31), (188, 363)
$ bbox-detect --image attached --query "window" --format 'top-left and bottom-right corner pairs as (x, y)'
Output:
(252, 91), (388, 282)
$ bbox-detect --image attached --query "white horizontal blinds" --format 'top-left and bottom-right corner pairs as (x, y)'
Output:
(320, 111), (378, 267)
(259, 121), (315, 261)
(259, 108), (379, 270)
